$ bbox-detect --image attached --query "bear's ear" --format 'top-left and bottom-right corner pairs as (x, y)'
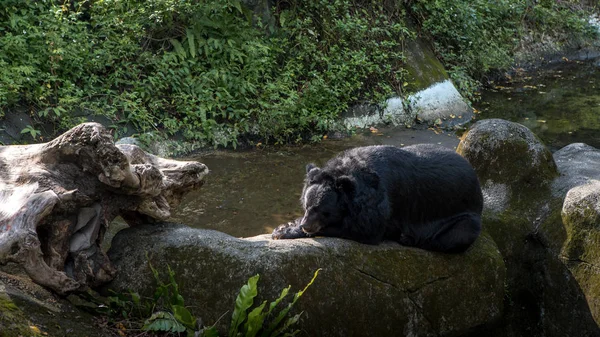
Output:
(306, 164), (322, 182)
(306, 163), (319, 174)
(335, 175), (356, 196)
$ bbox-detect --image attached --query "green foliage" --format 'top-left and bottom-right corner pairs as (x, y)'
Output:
(100, 260), (198, 336)
(1, 0), (594, 145)
(0, 0), (411, 147)
(143, 263), (197, 335)
(229, 275), (260, 336)
(407, 0), (597, 98)
(143, 311), (187, 333)
(20, 124), (41, 140)
(102, 260), (320, 337)
(202, 268), (321, 337)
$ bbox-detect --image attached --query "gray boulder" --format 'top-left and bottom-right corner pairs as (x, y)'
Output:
(555, 144), (600, 325)
(553, 143), (600, 195)
(457, 119), (559, 254)
(106, 223), (505, 337)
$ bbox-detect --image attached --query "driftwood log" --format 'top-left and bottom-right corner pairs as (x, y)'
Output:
(0, 123), (208, 294)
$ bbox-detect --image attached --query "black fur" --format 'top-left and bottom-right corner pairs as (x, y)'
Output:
(271, 144), (484, 253)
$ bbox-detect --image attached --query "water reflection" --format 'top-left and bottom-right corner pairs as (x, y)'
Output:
(475, 61), (600, 150)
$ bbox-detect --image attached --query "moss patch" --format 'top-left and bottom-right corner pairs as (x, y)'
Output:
(0, 293), (38, 337)
(404, 36), (449, 91)
(458, 119), (558, 187)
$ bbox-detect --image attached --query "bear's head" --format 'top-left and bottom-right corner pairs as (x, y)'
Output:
(299, 164), (357, 235)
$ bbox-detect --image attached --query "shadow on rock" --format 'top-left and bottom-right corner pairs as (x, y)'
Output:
(458, 119), (600, 337)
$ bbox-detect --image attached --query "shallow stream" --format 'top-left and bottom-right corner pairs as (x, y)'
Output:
(475, 60), (600, 150)
(164, 61), (600, 239)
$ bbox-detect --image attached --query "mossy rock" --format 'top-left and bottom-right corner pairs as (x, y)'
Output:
(562, 180), (600, 261)
(457, 119), (558, 187)
(106, 223), (506, 337)
(561, 180), (600, 324)
(0, 273), (107, 337)
(403, 36), (448, 92)
(458, 118), (562, 257)
(0, 289), (37, 337)
(456, 121), (600, 336)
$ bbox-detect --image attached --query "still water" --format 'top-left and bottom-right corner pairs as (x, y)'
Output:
(475, 61), (600, 150)
(168, 61), (600, 238)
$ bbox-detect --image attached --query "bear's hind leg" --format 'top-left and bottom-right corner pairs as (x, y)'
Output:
(422, 213), (482, 253)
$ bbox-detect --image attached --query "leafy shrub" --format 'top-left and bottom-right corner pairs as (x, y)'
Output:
(0, 0), (411, 147)
(102, 261), (320, 337)
(406, 0), (597, 98)
(1, 0), (595, 146)
(199, 269), (321, 337)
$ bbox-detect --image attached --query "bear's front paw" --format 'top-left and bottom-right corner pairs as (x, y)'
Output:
(272, 221), (308, 240)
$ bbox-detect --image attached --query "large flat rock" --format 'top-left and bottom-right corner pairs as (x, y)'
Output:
(106, 223), (505, 337)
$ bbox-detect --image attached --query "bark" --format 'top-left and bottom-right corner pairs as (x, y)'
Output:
(0, 123), (208, 294)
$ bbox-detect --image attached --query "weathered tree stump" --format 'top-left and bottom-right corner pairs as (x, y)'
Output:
(0, 123), (208, 294)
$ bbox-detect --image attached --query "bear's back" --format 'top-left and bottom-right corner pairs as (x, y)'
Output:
(324, 144), (483, 224)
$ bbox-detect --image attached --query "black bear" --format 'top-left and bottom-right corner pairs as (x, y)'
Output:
(271, 144), (483, 253)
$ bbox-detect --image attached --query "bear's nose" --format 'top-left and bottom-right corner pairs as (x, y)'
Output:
(300, 215), (320, 235)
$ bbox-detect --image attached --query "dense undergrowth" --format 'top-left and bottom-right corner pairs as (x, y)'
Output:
(0, 0), (596, 147)
(406, 0), (598, 101)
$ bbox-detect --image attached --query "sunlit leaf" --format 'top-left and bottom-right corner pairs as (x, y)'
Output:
(229, 274), (259, 337)
(173, 304), (197, 329)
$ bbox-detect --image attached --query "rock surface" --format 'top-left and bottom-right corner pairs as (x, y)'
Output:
(106, 223), (505, 337)
(553, 143), (600, 195)
(457, 119), (600, 337)
(0, 271), (106, 337)
(343, 80), (472, 130)
(557, 144), (600, 325)
(457, 118), (558, 189)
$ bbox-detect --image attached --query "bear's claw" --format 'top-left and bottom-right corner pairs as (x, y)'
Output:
(272, 220), (308, 240)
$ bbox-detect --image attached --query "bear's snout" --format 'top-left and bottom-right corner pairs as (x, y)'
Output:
(300, 212), (321, 235)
